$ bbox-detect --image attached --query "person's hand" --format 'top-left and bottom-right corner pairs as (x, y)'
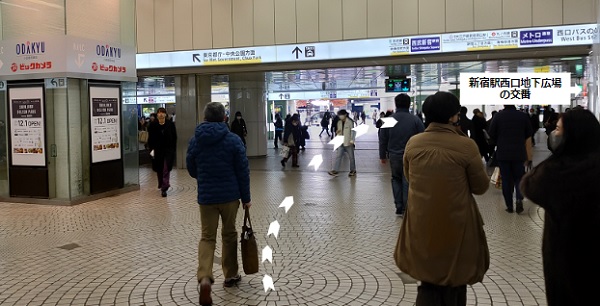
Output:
(525, 160), (532, 168)
(243, 202), (252, 209)
(380, 159), (387, 164)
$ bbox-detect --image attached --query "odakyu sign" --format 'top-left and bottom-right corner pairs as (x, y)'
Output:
(137, 23), (599, 70)
(0, 35), (136, 82)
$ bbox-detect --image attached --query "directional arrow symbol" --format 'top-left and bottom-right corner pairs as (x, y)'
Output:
(192, 53), (201, 63)
(262, 246), (273, 263)
(307, 154), (323, 171)
(380, 117), (399, 129)
(570, 85), (582, 95)
(278, 196), (294, 213)
(262, 274), (275, 293)
(0, 59), (4, 70)
(292, 46), (302, 59)
(267, 220), (280, 239)
(352, 124), (369, 139)
(328, 135), (344, 151)
(51, 79), (57, 86)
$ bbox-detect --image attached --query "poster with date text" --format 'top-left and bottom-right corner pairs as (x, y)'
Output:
(90, 86), (121, 163)
(9, 86), (46, 167)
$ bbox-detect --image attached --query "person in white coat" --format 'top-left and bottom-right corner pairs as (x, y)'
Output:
(329, 109), (357, 177)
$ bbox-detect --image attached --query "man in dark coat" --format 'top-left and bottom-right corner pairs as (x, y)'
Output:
(147, 107), (177, 197)
(488, 105), (533, 214)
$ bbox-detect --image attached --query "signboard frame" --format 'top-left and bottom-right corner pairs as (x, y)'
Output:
(89, 85), (122, 164)
(88, 82), (124, 195)
(7, 82), (49, 198)
(8, 85), (47, 167)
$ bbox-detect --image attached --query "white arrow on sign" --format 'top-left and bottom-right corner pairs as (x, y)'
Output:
(75, 54), (85, 68)
(0, 59), (3, 70)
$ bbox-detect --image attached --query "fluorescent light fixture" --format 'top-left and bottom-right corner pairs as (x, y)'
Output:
(0, 1), (40, 11)
(20, 0), (63, 9)
(560, 57), (582, 61)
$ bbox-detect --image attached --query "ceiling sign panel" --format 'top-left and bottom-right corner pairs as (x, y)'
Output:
(137, 23), (598, 70)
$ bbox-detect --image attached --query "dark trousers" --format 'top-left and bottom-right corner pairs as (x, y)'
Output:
(319, 127), (330, 136)
(156, 160), (171, 192)
(416, 282), (467, 306)
(274, 130), (282, 148)
(389, 157), (408, 214)
(282, 146), (298, 166)
(498, 160), (525, 209)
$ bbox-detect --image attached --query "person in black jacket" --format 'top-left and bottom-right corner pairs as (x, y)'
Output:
(459, 106), (473, 137)
(274, 113), (284, 149)
(529, 108), (540, 146)
(330, 113), (339, 140)
(488, 105), (533, 213)
(472, 109), (490, 162)
(319, 112), (331, 137)
(230, 111), (247, 146)
(147, 107), (177, 197)
(281, 114), (301, 168)
(521, 109), (600, 306)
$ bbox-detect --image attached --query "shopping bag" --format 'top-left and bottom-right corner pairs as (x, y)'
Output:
(240, 207), (259, 275)
(490, 167), (502, 189)
(279, 146), (290, 158)
(138, 130), (149, 143)
(490, 167), (500, 185)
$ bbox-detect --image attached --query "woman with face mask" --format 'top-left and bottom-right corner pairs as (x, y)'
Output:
(147, 108), (177, 197)
(230, 111), (248, 147)
(520, 109), (600, 306)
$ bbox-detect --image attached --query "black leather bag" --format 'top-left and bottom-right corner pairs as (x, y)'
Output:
(240, 207), (259, 275)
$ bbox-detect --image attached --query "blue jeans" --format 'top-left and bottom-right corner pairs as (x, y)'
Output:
(333, 145), (356, 172)
(390, 157), (409, 213)
(498, 160), (525, 208)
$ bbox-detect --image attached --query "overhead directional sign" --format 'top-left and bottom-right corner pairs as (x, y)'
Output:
(45, 77), (67, 89)
(137, 23), (598, 70)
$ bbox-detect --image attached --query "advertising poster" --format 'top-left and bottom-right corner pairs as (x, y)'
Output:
(90, 86), (121, 163)
(9, 86), (46, 167)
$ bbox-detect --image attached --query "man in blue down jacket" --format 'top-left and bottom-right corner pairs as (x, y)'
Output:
(187, 102), (251, 306)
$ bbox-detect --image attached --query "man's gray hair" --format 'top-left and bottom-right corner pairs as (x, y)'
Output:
(204, 102), (226, 122)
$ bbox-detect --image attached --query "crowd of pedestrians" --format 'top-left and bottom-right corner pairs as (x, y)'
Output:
(140, 94), (598, 306)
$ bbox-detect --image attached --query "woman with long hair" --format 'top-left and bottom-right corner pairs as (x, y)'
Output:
(521, 109), (600, 305)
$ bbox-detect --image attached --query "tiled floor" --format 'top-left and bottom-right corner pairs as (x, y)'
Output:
(0, 127), (551, 306)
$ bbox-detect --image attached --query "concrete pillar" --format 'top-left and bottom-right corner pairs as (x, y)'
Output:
(229, 72), (267, 157)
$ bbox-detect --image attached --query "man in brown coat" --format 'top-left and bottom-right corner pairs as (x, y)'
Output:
(394, 92), (490, 306)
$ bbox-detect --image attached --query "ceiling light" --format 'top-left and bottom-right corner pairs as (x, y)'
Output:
(559, 57), (582, 61)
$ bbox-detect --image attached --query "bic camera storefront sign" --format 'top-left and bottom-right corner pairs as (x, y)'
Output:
(137, 23), (598, 70)
(0, 35), (136, 82)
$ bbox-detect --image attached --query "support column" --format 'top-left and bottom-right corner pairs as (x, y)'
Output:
(174, 74), (212, 169)
(592, 3), (600, 119)
(229, 72), (267, 157)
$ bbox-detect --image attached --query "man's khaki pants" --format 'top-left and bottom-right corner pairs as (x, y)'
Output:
(197, 200), (239, 283)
